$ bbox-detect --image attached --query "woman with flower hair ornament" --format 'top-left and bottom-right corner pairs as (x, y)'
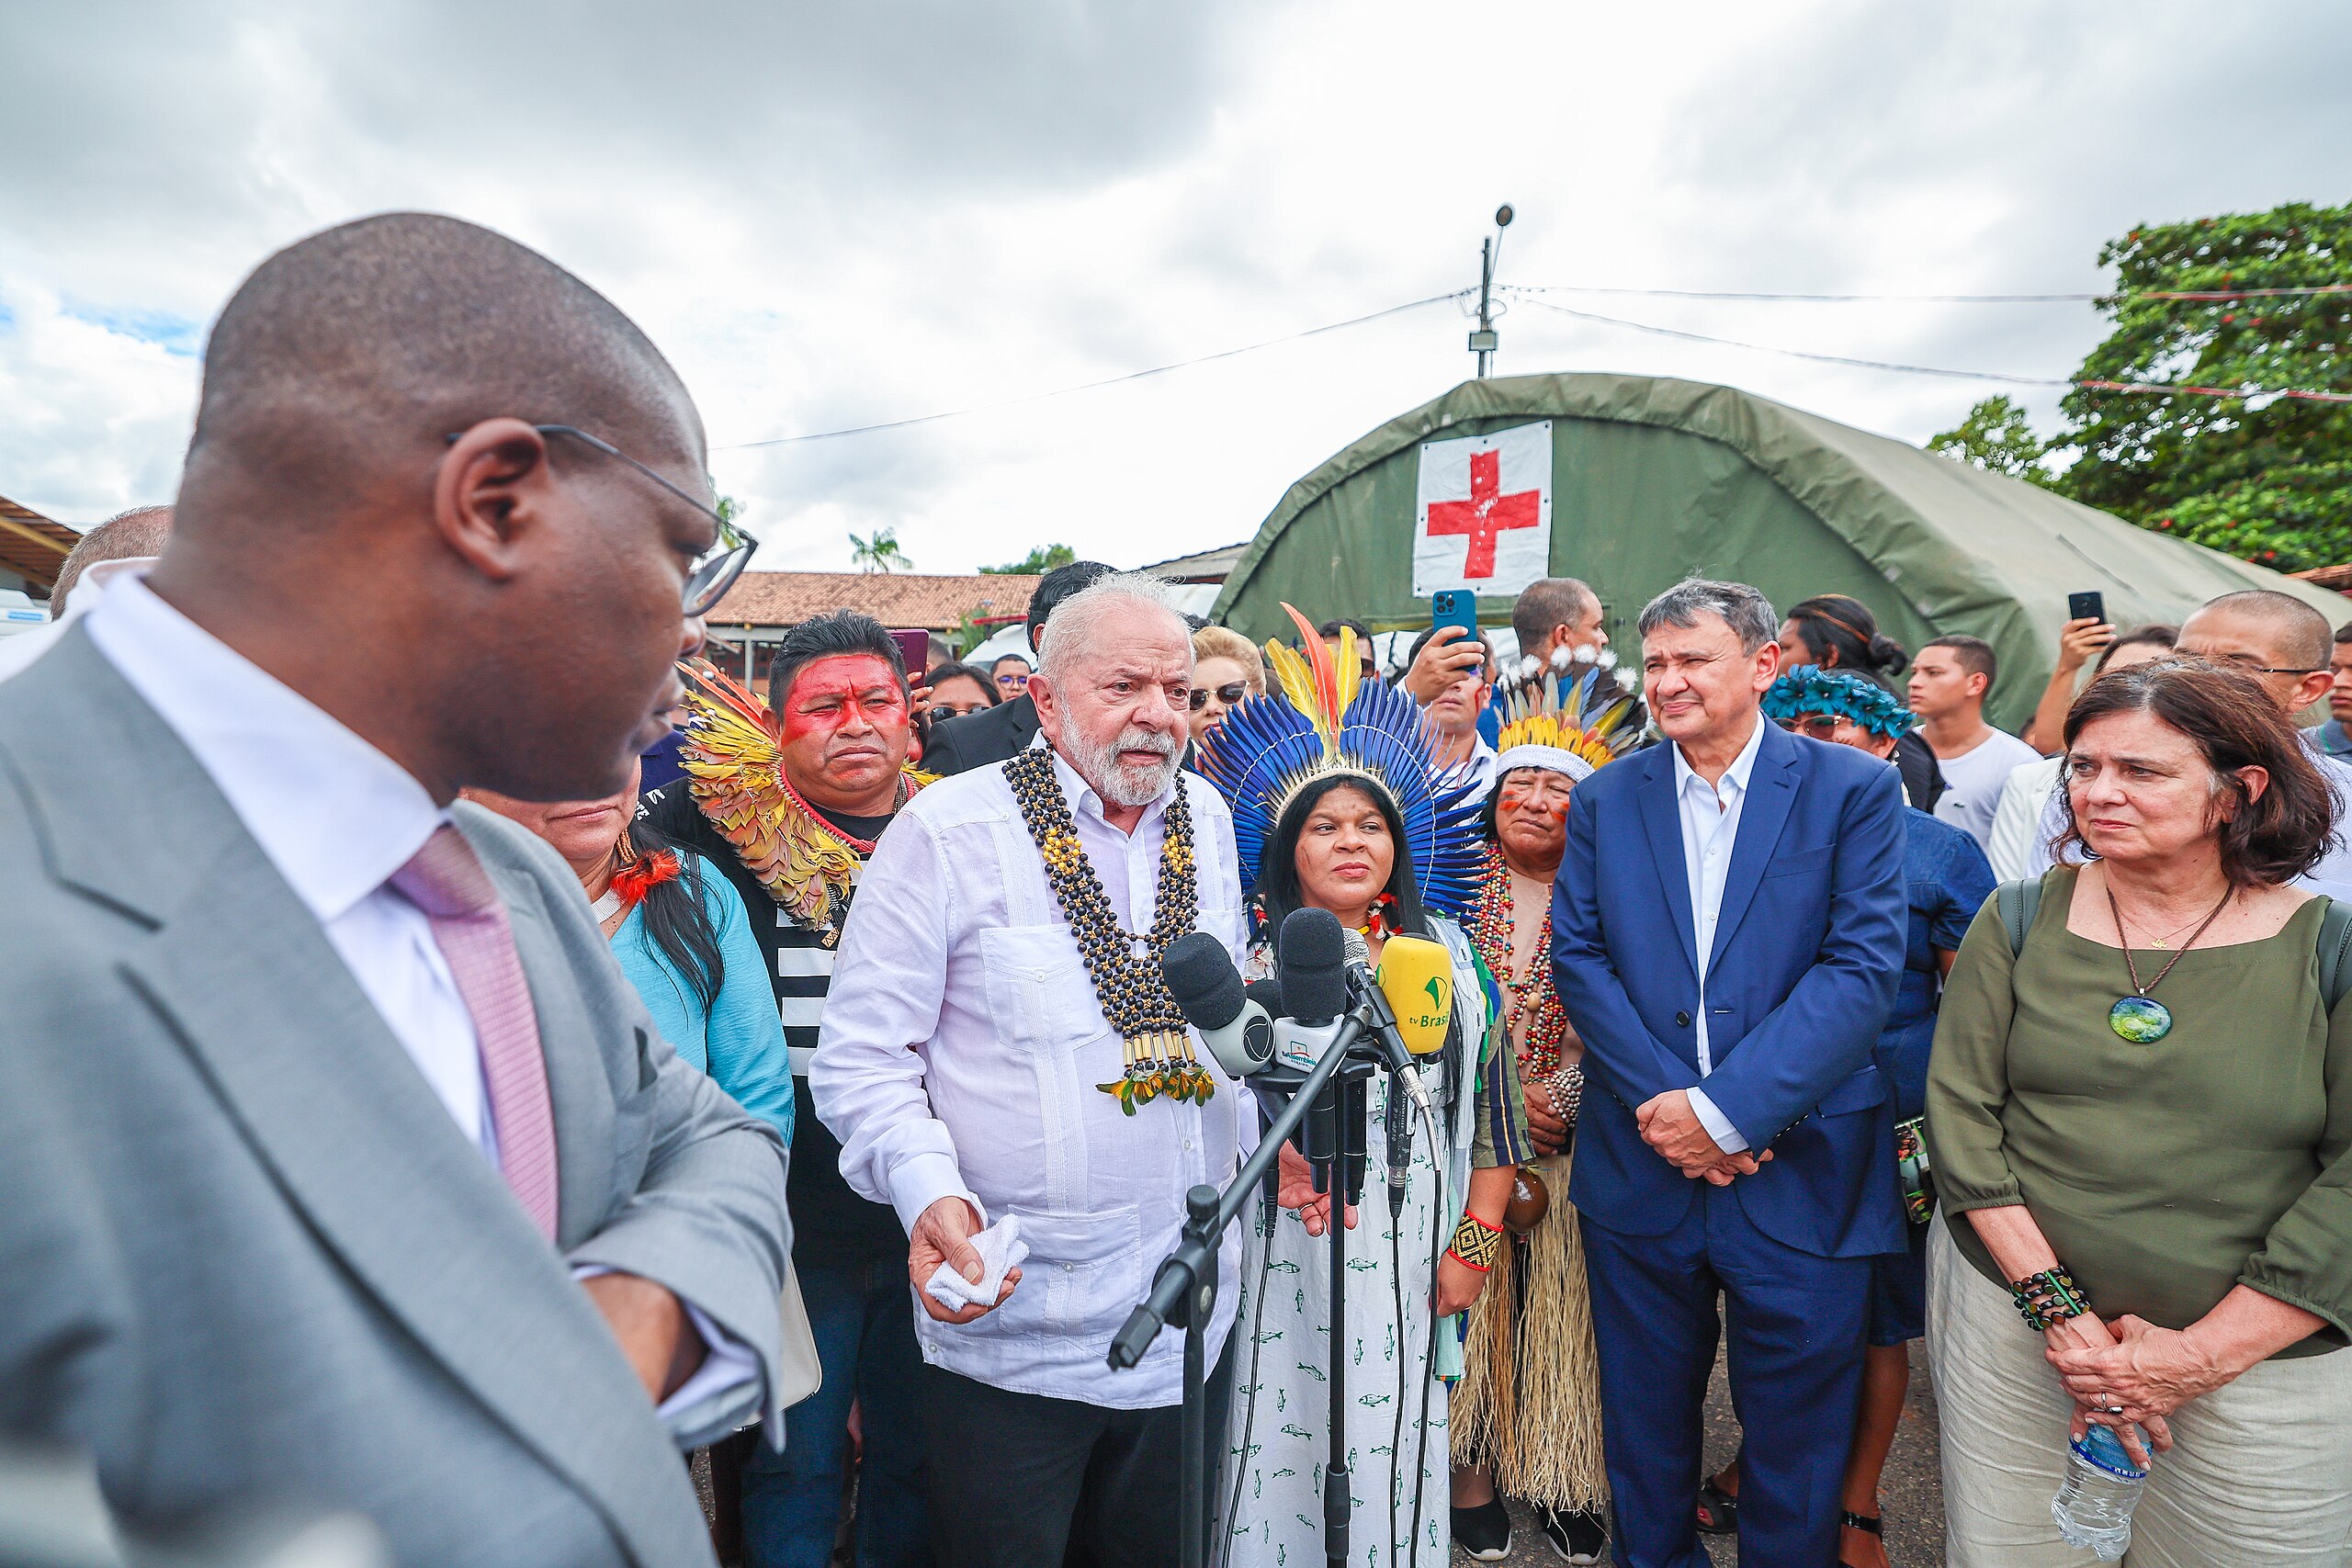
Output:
(1201, 607), (1534, 1568)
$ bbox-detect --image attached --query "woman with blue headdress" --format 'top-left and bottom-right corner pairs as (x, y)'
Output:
(1201, 608), (1534, 1568)
(1692, 665), (1993, 1568)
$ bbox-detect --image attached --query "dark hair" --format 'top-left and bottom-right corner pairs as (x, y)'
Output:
(1252, 775), (1430, 947)
(2097, 623), (2177, 673)
(1026, 560), (1115, 651)
(1785, 593), (1907, 682)
(1511, 577), (1600, 650)
(923, 661), (1002, 706)
(767, 610), (907, 711)
(1318, 616), (1374, 644)
(2055, 660), (2337, 886)
(990, 652), (1033, 673)
(1923, 633), (1998, 690)
(627, 823), (727, 1010)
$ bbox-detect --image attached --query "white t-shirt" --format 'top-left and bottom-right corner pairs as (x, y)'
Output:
(1931, 726), (2042, 857)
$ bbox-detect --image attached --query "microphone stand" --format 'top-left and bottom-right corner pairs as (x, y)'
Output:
(1107, 1000), (1384, 1568)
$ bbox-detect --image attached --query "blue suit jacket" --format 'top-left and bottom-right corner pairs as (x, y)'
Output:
(1553, 720), (1908, 1258)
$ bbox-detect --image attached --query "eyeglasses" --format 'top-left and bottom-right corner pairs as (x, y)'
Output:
(1189, 682), (1250, 711)
(443, 423), (756, 616)
(1775, 715), (1841, 740)
(925, 704), (988, 724)
(2207, 653), (2324, 676)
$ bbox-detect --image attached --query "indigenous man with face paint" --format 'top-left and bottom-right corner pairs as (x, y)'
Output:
(639, 609), (931, 1568)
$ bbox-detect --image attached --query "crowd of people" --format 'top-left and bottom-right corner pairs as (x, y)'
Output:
(4, 210), (2350, 1568)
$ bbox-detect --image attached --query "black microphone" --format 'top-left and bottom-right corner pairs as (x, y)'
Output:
(1161, 932), (1274, 1078)
(1272, 908), (1351, 1072)
(1277, 908), (1348, 1021)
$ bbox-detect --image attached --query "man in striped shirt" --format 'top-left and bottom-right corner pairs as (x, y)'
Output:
(640, 610), (927, 1568)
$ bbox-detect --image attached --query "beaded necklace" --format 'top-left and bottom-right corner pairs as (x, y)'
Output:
(1003, 746), (1209, 1114)
(1468, 843), (1567, 1076)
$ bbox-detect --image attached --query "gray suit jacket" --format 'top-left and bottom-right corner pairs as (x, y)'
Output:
(0, 629), (790, 1568)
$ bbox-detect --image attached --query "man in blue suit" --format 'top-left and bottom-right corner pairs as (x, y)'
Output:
(1553, 579), (1906, 1568)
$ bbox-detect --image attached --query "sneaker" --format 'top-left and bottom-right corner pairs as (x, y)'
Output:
(1451, 1496), (1513, 1561)
(1541, 1504), (1609, 1565)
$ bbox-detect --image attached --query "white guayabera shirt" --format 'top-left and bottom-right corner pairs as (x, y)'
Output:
(812, 750), (1252, 1407)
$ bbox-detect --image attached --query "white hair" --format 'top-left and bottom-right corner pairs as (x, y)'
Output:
(1035, 571), (1186, 683)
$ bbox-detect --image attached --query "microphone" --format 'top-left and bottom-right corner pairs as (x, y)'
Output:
(1342, 928), (1437, 1217)
(1374, 933), (1453, 1057)
(1272, 908), (1350, 1070)
(1160, 932), (1274, 1079)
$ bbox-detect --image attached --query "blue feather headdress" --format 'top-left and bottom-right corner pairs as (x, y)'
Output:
(1198, 604), (1485, 919)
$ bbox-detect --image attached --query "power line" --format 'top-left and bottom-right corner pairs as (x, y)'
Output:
(1510, 282), (2352, 304)
(1509, 293), (2352, 403)
(714, 290), (1471, 450)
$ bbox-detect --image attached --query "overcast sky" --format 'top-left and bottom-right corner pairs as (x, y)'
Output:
(4, 1), (2346, 572)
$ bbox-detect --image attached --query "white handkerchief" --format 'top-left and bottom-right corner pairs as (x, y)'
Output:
(923, 1214), (1029, 1312)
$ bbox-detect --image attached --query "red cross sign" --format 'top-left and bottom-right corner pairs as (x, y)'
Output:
(1413, 420), (1553, 596)
(1424, 449), (1542, 579)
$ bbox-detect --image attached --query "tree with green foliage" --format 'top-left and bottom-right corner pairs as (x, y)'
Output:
(980, 543), (1075, 575)
(1931, 202), (2351, 572)
(1927, 394), (2053, 485)
(848, 526), (913, 573)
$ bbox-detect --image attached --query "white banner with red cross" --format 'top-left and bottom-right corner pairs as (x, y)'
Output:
(1411, 419), (1554, 597)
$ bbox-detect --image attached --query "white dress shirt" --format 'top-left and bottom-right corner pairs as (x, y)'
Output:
(1668, 714), (1769, 1156)
(82, 573), (752, 1431)
(813, 750), (1252, 1407)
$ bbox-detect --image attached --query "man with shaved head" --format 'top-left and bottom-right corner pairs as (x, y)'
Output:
(2174, 589), (2352, 897)
(0, 214), (788, 1568)
(0, 504), (174, 684)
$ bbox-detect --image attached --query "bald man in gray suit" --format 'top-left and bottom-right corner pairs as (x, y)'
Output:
(0, 216), (789, 1567)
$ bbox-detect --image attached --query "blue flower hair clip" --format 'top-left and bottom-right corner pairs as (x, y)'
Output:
(1761, 664), (1915, 739)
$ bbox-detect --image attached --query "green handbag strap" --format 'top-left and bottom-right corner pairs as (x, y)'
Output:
(2002, 876), (2352, 1010)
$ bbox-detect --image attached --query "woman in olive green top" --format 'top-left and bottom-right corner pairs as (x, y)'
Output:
(1926, 661), (2352, 1568)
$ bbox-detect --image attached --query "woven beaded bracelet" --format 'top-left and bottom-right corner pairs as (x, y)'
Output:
(1447, 1213), (1504, 1274)
(2008, 1264), (2092, 1331)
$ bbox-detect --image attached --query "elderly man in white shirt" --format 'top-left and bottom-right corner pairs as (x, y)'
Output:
(814, 573), (1261, 1568)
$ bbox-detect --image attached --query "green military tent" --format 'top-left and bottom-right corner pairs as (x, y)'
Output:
(1210, 372), (2346, 732)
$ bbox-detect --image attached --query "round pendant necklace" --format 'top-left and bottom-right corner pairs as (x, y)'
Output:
(2102, 879), (2232, 1043)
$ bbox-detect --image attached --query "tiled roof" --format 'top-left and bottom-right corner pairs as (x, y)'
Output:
(706, 571), (1041, 632)
(0, 493), (79, 593)
(2290, 562), (2352, 594)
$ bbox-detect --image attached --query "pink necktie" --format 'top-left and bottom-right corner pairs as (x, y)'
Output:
(391, 823), (560, 1241)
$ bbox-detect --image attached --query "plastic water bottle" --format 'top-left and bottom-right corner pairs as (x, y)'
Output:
(2051, 1423), (2149, 1560)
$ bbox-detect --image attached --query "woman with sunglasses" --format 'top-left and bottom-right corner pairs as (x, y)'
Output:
(1188, 625), (1265, 745)
(1691, 666), (1991, 1568)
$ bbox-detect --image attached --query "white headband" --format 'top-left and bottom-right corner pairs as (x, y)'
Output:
(1492, 744), (1593, 784)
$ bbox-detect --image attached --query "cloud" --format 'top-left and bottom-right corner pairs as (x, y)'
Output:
(2, 0), (2345, 570)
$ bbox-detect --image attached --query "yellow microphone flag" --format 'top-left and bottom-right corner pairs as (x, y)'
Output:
(1376, 934), (1453, 1056)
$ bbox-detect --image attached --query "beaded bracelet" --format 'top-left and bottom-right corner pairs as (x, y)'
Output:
(2009, 1264), (2093, 1331)
(1447, 1213), (1504, 1273)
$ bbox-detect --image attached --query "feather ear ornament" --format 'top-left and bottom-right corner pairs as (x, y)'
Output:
(674, 657), (928, 926)
(1197, 604), (1482, 918)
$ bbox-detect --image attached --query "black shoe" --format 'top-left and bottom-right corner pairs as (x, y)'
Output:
(1541, 1505), (1609, 1564)
(1452, 1497), (1513, 1561)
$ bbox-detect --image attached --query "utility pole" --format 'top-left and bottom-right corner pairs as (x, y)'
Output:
(1468, 203), (1513, 378)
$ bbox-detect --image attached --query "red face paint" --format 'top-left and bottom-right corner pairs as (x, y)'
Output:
(779, 654), (910, 750)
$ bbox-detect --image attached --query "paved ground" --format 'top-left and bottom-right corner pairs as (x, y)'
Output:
(1472, 1341), (1946, 1566)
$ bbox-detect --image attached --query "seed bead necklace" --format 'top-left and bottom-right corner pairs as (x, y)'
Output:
(2103, 878), (2233, 1043)
(1004, 746), (1209, 1113)
(1469, 845), (1567, 1076)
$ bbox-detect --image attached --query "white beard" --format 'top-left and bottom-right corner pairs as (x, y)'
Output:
(1065, 724), (1182, 807)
